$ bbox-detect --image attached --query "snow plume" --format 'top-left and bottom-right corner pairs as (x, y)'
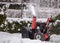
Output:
(29, 4), (36, 16)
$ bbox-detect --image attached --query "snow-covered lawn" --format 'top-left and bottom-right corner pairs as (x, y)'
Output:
(0, 32), (22, 43)
(0, 32), (60, 43)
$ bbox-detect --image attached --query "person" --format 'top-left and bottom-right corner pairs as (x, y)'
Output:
(31, 16), (36, 39)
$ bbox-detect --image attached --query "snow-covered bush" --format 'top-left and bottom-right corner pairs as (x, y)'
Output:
(50, 20), (60, 35)
(56, 14), (60, 20)
(0, 20), (31, 33)
(48, 14), (60, 35)
(0, 13), (6, 25)
(0, 5), (31, 33)
(10, 21), (31, 33)
(0, 6), (7, 31)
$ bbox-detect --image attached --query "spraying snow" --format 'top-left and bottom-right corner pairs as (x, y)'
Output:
(29, 4), (36, 16)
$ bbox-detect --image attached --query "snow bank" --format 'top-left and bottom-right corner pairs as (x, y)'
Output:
(0, 32), (22, 43)
(10, 37), (21, 43)
(0, 36), (21, 43)
(0, 32), (22, 38)
(0, 32), (51, 43)
(0, 32), (60, 43)
(22, 39), (42, 43)
(22, 39), (52, 43)
(50, 34), (60, 42)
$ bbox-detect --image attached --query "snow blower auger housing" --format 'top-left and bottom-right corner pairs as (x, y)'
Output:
(34, 22), (50, 41)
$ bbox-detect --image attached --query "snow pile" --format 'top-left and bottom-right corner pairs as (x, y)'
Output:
(0, 32), (60, 43)
(22, 39), (51, 43)
(0, 37), (21, 43)
(9, 37), (21, 43)
(50, 34), (60, 42)
(0, 32), (22, 43)
(22, 39), (42, 43)
(0, 32), (22, 38)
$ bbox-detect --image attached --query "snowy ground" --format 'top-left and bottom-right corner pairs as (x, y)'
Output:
(0, 32), (60, 43)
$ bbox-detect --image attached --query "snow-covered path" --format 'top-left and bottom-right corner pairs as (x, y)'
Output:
(0, 32), (60, 43)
